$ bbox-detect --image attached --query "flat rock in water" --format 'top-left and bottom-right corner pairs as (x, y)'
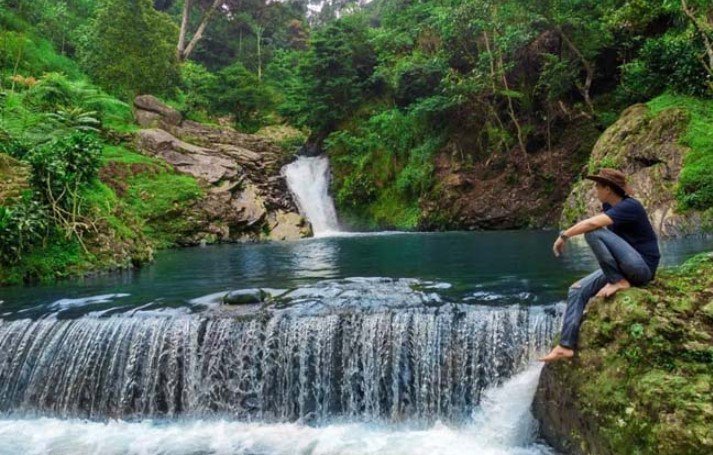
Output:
(223, 289), (269, 305)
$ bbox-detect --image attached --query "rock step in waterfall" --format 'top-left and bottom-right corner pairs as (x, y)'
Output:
(0, 302), (561, 422)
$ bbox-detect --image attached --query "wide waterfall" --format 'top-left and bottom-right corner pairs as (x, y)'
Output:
(283, 155), (341, 237)
(0, 287), (560, 422)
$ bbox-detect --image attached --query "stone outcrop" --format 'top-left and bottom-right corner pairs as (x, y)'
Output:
(132, 95), (311, 242)
(533, 252), (713, 454)
(560, 104), (710, 238)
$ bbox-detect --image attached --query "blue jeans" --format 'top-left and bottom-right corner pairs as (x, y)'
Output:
(559, 228), (653, 349)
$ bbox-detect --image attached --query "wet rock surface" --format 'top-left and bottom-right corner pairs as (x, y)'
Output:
(132, 95), (311, 243)
(533, 253), (713, 454)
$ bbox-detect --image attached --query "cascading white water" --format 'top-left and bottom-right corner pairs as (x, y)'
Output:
(0, 365), (552, 455)
(0, 303), (560, 421)
(283, 155), (341, 237)
(0, 276), (562, 454)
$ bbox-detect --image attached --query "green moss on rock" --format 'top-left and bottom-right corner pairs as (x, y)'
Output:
(561, 95), (713, 238)
(534, 252), (713, 455)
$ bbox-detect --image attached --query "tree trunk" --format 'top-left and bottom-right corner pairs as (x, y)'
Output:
(179, 0), (222, 61)
(177, 0), (192, 60)
(256, 26), (263, 81)
(557, 27), (595, 115)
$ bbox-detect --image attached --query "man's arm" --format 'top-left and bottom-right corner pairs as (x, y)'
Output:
(553, 214), (613, 257)
(562, 214), (613, 238)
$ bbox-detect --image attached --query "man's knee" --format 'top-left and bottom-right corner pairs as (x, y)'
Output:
(584, 228), (606, 242)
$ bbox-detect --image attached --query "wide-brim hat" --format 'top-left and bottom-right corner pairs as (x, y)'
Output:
(585, 168), (633, 196)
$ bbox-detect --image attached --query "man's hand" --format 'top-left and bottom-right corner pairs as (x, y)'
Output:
(553, 236), (566, 257)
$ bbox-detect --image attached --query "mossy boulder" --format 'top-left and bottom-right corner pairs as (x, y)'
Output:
(533, 252), (713, 454)
(561, 102), (712, 237)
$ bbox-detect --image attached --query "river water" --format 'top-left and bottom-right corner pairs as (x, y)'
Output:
(0, 230), (710, 454)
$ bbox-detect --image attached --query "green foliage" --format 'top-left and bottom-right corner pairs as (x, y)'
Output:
(265, 49), (310, 127)
(290, 14), (378, 134)
(77, 0), (180, 99)
(1, 73), (132, 143)
(393, 58), (447, 108)
(0, 197), (48, 264)
(326, 107), (443, 229)
(212, 61), (275, 132)
(178, 61), (219, 119)
(44, 106), (100, 135)
(621, 30), (711, 99)
(177, 60), (274, 132)
(0, 232), (88, 285)
(647, 94), (713, 210)
(0, 8), (82, 81)
(26, 132), (101, 210)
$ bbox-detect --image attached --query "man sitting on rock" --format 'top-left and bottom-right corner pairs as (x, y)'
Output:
(540, 168), (661, 363)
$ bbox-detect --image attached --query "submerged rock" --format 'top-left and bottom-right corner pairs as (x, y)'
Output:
(533, 252), (713, 454)
(223, 288), (270, 305)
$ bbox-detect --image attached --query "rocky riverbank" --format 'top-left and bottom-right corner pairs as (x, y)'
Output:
(0, 96), (310, 285)
(533, 252), (713, 454)
(130, 95), (311, 243)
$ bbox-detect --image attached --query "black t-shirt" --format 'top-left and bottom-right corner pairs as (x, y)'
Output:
(602, 197), (661, 274)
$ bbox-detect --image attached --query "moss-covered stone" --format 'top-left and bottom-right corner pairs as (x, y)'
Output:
(534, 252), (713, 455)
(561, 96), (712, 238)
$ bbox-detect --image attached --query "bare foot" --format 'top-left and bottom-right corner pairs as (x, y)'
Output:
(539, 345), (574, 363)
(596, 279), (631, 298)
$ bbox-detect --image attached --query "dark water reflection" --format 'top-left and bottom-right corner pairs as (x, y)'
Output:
(1, 230), (711, 315)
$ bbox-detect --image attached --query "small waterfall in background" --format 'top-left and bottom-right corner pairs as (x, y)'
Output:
(283, 155), (341, 237)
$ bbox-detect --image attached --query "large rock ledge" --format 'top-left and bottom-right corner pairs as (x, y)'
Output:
(132, 95), (311, 242)
(561, 104), (711, 238)
(533, 252), (713, 454)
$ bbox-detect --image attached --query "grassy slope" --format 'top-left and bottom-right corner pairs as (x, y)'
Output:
(0, 144), (205, 285)
(0, 11), (204, 285)
(541, 252), (713, 454)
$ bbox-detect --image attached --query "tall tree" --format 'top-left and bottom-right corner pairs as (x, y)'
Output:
(78, 0), (180, 98)
(177, 0), (225, 61)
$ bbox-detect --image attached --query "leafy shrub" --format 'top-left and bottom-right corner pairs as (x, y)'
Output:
(22, 73), (129, 130)
(0, 127), (29, 158)
(212, 62), (275, 132)
(179, 61), (218, 117)
(621, 31), (710, 100)
(77, 0), (180, 99)
(0, 198), (48, 264)
(393, 59), (447, 107)
(27, 132), (101, 211)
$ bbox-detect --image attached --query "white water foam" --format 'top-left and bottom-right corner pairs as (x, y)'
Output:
(0, 364), (550, 455)
(283, 155), (341, 237)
